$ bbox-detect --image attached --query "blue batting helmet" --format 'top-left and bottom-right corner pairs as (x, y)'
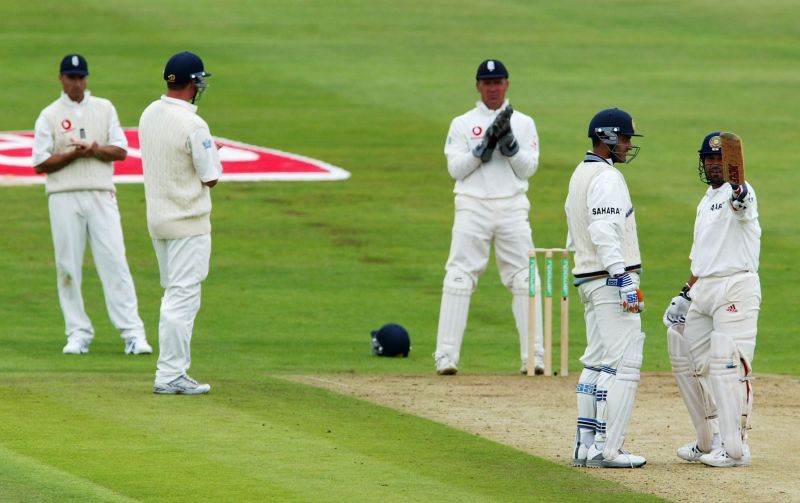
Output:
(163, 51), (210, 85)
(588, 108), (642, 164)
(588, 108), (642, 139)
(699, 132), (723, 157)
(697, 131), (723, 185)
(371, 324), (411, 357)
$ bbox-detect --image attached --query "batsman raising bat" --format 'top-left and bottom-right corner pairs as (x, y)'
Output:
(663, 131), (760, 467)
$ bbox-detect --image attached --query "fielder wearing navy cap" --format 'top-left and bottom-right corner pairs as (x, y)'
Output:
(60, 54), (89, 76)
(476, 59), (508, 80)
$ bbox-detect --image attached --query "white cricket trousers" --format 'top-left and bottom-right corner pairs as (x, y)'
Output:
(577, 279), (642, 368)
(48, 190), (144, 342)
(152, 234), (211, 385)
(436, 193), (544, 365)
(682, 271), (760, 368)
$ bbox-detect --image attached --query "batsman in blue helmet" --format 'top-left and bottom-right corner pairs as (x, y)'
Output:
(565, 107), (646, 468)
(662, 132), (760, 467)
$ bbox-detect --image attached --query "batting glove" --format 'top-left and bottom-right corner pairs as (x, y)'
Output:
(730, 183), (749, 211)
(606, 272), (644, 314)
(663, 289), (691, 327)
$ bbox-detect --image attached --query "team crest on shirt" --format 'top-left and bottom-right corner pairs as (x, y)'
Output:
(472, 126), (482, 137)
(61, 119), (73, 131)
(202, 138), (212, 149)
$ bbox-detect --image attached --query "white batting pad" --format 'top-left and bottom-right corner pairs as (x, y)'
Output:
(512, 293), (543, 365)
(603, 331), (645, 459)
(434, 289), (471, 365)
(667, 324), (718, 452)
(576, 368), (600, 444)
(709, 331), (750, 459)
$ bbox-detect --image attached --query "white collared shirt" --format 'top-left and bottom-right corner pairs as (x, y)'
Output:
(690, 182), (760, 277)
(444, 99), (539, 198)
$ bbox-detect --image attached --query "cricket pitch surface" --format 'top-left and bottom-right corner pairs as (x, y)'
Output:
(288, 372), (798, 503)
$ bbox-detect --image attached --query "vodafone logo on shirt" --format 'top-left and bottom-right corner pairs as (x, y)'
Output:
(0, 128), (350, 185)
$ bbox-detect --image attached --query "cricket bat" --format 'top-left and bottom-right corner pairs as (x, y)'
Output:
(720, 132), (745, 185)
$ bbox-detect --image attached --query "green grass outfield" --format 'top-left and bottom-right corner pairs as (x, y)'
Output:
(1, 0), (797, 500)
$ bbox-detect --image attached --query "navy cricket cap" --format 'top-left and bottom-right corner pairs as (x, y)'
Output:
(476, 59), (508, 80)
(371, 324), (411, 357)
(163, 51), (210, 84)
(60, 54), (89, 76)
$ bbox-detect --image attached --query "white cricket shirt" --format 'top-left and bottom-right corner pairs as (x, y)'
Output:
(444, 99), (539, 198)
(565, 154), (641, 281)
(690, 182), (760, 277)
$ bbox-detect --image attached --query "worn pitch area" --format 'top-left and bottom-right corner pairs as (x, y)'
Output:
(289, 373), (798, 503)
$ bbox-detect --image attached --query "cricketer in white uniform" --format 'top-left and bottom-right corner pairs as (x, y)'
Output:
(433, 59), (544, 376)
(139, 52), (222, 395)
(565, 108), (646, 468)
(663, 132), (760, 467)
(32, 54), (151, 356)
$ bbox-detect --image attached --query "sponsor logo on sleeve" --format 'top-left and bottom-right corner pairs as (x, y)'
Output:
(592, 207), (621, 215)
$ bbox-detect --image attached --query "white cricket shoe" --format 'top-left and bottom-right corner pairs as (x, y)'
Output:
(153, 375), (211, 395)
(63, 338), (89, 354)
(435, 355), (458, 376)
(572, 442), (589, 467)
(586, 444), (646, 468)
(124, 337), (153, 355)
(699, 446), (750, 467)
(677, 441), (708, 462)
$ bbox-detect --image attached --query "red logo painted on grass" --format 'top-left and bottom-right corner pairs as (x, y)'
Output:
(0, 128), (350, 185)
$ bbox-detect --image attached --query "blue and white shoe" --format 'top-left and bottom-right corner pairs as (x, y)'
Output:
(153, 375), (211, 395)
(677, 441), (707, 462)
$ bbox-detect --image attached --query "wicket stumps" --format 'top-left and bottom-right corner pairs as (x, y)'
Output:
(527, 248), (570, 377)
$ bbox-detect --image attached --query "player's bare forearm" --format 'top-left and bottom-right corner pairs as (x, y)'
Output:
(203, 179), (218, 188)
(92, 145), (127, 162)
(33, 150), (81, 174)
